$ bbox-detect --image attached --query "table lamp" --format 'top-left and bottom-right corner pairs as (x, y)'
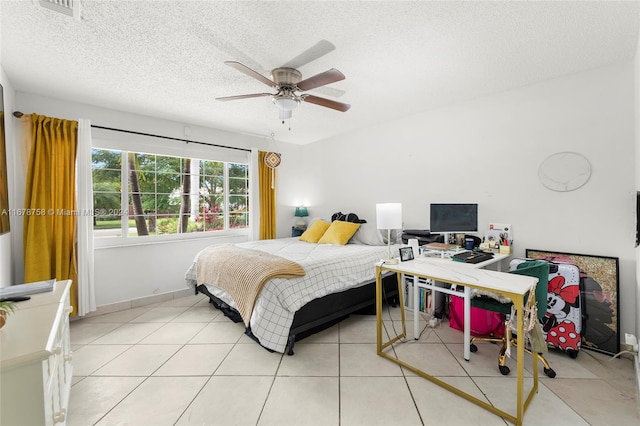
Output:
(294, 206), (309, 227)
(376, 203), (402, 264)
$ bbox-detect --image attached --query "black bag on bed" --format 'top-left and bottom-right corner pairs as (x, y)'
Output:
(331, 212), (367, 223)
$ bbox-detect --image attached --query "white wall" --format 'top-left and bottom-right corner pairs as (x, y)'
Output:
(274, 142), (308, 235)
(634, 26), (640, 344)
(304, 62), (638, 341)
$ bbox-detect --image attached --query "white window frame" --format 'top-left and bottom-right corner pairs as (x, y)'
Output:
(91, 131), (251, 248)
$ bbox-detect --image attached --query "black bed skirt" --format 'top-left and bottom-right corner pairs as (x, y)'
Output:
(195, 272), (399, 355)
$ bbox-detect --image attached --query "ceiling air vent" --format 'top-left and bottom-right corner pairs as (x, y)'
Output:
(39, 0), (81, 20)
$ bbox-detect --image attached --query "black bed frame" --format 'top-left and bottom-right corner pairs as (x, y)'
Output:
(195, 272), (399, 355)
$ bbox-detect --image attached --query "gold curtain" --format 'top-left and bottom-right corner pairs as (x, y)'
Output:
(258, 151), (277, 239)
(23, 114), (78, 315)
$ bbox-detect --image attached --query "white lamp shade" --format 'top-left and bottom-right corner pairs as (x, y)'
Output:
(274, 97), (299, 110)
(376, 203), (402, 229)
(278, 108), (293, 120)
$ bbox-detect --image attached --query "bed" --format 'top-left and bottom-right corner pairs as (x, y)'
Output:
(184, 219), (400, 355)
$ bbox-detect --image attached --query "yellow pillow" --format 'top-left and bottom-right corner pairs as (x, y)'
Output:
(299, 219), (331, 243)
(318, 220), (361, 245)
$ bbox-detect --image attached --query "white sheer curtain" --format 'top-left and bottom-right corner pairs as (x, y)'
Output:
(249, 148), (260, 241)
(76, 119), (96, 316)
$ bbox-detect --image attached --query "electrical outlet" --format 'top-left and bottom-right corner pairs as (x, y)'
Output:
(624, 333), (639, 352)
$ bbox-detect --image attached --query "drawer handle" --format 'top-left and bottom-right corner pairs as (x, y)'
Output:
(65, 306), (73, 314)
(52, 346), (62, 355)
(64, 352), (73, 362)
(53, 409), (66, 423)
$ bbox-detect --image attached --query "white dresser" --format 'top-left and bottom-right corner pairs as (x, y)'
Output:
(1, 280), (73, 426)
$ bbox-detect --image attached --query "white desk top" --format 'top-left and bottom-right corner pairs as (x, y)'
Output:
(416, 252), (510, 269)
(380, 257), (535, 297)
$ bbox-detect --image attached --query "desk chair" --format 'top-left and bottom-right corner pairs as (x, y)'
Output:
(469, 260), (556, 378)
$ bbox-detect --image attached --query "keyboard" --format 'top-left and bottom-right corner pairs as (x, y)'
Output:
(452, 251), (494, 264)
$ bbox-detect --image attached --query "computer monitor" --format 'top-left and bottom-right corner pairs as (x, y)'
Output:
(429, 203), (478, 234)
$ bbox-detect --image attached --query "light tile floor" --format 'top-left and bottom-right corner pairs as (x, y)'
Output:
(68, 294), (640, 425)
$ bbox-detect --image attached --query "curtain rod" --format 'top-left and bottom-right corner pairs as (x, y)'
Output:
(12, 111), (252, 153)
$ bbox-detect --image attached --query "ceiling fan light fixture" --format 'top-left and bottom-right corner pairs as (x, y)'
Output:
(278, 108), (293, 120)
(273, 97), (299, 111)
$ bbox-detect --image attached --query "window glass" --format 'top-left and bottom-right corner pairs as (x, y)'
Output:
(91, 148), (249, 240)
(92, 148), (123, 237)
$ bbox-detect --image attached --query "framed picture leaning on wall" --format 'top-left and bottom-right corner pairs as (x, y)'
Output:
(526, 249), (620, 356)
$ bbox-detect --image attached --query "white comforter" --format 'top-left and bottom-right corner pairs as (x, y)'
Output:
(185, 237), (398, 353)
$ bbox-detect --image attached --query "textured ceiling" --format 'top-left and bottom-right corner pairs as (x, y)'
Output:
(1, 1), (639, 145)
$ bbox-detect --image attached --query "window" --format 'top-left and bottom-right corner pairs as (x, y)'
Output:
(91, 148), (249, 239)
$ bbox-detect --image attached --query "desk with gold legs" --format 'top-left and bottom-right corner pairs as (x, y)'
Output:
(375, 260), (538, 426)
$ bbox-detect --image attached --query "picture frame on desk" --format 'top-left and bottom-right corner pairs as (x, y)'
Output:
(526, 248), (620, 356)
(399, 246), (414, 262)
(484, 229), (503, 245)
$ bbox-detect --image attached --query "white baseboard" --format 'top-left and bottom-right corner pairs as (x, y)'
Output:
(76, 288), (195, 319)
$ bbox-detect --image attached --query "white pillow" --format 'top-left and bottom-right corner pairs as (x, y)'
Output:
(378, 228), (403, 245)
(349, 222), (385, 245)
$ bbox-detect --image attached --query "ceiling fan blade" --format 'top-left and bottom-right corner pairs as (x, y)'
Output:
(216, 93), (272, 101)
(315, 86), (346, 98)
(303, 95), (351, 112)
(297, 68), (345, 91)
(281, 40), (336, 69)
(194, 23), (268, 74)
(224, 61), (275, 87)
